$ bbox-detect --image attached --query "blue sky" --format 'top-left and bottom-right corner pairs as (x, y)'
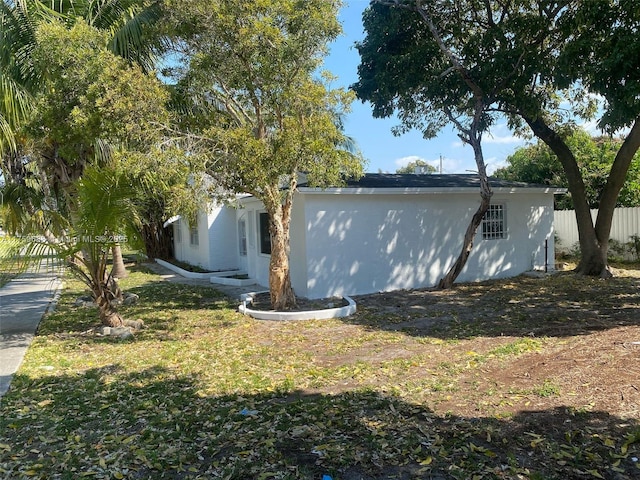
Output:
(324, 0), (527, 174)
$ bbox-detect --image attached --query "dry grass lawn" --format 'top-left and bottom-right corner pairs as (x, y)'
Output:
(1, 263), (639, 479)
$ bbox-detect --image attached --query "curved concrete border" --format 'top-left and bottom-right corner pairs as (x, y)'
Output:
(155, 259), (241, 280)
(238, 291), (357, 321)
(210, 276), (256, 287)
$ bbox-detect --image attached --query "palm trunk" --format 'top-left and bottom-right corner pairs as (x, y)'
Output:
(95, 293), (125, 327)
(68, 250), (125, 327)
(111, 244), (128, 278)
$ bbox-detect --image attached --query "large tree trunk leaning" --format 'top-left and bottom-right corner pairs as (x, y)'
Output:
(265, 186), (297, 310)
(111, 244), (128, 278)
(593, 117), (640, 273)
(437, 194), (491, 289)
(525, 116), (640, 277)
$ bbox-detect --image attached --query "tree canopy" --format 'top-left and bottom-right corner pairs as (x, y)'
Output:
(164, 0), (364, 309)
(0, 0), (164, 154)
(353, 0), (640, 277)
(396, 159), (436, 174)
(495, 129), (640, 210)
(0, 7), (202, 326)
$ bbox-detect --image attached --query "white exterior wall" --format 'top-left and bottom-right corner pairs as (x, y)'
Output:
(173, 205), (239, 271)
(299, 190), (556, 299)
(236, 189), (557, 299)
(289, 196), (308, 295)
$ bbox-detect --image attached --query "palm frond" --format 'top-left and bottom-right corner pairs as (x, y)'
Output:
(76, 163), (141, 242)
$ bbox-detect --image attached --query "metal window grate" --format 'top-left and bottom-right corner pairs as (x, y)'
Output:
(482, 204), (505, 240)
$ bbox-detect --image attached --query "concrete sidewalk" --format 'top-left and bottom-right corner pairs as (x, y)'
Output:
(0, 266), (62, 398)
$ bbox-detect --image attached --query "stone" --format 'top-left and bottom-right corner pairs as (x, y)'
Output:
(123, 293), (140, 305)
(110, 327), (133, 340)
(74, 296), (94, 308)
(123, 319), (145, 329)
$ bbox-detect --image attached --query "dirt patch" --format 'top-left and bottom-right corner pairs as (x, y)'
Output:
(248, 270), (640, 425)
(247, 291), (350, 312)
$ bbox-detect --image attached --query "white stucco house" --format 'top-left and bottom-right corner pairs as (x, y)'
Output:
(171, 174), (564, 299)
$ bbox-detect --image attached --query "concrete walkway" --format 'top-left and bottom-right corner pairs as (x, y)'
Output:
(0, 266), (62, 398)
(143, 261), (265, 299)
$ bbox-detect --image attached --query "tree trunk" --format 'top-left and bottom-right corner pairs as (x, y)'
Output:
(96, 294), (125, 327)
(265, 189), (297, 310)
(75, 255), (125, 327)
(523, 115), (638, 277)
(437, 123), (492, 289)
(437, 194), (491, 289)
(592, 117), (640, 274)
(142, 221), (173, 260)
(111, 244), (128, 278)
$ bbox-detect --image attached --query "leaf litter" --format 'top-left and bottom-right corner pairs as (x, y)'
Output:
(1, 264), (640, 479)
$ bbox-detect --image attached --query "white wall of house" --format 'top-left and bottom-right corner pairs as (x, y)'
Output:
(173, 206), (239, 271)
(238, 188), (557, 299)
(293, 189), (556, 298)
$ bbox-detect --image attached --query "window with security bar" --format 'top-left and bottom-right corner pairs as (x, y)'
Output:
(482, 204), (505, 240)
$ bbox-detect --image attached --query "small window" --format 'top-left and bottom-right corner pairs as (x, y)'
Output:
(258, 212), (271, 255)
(482, 204), (505, 240)
(189, 225), (199, 246)
(174, 221), (182, 243)
(238, 219), (247, 256)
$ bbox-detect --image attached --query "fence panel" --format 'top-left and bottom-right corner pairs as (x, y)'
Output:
(554, 207), (640, 253)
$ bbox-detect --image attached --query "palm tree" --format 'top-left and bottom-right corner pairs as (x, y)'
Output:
(0, 0), (163, 152)
(25, 162), (141, 327)
(1, 1), (167, 278)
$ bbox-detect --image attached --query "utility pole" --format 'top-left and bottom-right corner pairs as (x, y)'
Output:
(439, 155), (443, 174)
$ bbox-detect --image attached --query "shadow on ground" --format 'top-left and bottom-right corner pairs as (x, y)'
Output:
(1, 366), (639, 480)
(348, 272), (640, 339)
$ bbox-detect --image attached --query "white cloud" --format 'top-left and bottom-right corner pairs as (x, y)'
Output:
(484, 123), (523, 145)
(486, 157), (509, 175)
(484, 133), (522, 144)
(439, 156), (468, 174)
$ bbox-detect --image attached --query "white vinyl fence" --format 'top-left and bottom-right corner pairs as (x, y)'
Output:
(554, 207), (640, 256)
